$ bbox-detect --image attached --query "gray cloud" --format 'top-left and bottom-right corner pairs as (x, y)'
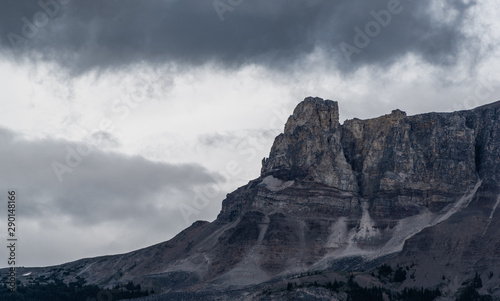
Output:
(0, 126), (217, 227)
(90, 130), (120, 149)
(197, 129), (278, 151)
(0, 0), (480, 74)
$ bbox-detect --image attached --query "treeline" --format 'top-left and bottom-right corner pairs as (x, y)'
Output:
(455, 272), (494, 301)
(0, 277), (150, 301)
(264, 275), (441, 301)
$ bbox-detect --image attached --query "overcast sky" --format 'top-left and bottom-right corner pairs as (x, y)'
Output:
(1, 0), (500, 268)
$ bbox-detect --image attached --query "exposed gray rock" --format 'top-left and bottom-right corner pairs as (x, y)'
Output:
(7, 97), (500, 299)
(261, 97), (357, 191)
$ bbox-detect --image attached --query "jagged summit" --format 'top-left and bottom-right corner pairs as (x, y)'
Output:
(285, 97), (340, 131)
(261, 97), (356, 190)
(261, 96), (478, 216)
(7, 97), (500, 300)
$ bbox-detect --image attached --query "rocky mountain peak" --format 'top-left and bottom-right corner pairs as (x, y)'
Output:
(16, 97), (500, 300)
(261, 97), (357, 190)
(284, 96), (340, 133)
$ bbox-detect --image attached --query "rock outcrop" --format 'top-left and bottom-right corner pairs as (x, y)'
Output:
(201, 97), (500, 298)
(261, 98), (357, 191)
(8, 97), (500, 300)
(221, 97), (484, 225)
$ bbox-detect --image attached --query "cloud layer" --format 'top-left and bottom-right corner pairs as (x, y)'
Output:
(0, 0), (496, 268)
(0, 126), (221, 265)
(0, 0), (479, 74)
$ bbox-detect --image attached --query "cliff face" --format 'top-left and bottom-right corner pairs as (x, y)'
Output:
(11, 97), (500, 299)
(214, 97), (500, 296)
(343, 108), (478, 217)
(221, 97), (483, 223)
(261, 98), (357, 191)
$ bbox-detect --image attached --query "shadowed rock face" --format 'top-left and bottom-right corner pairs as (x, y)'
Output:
(222, 97), (484, 224)
(215, 98), (500, 297)
(342, 109), (479, 218)
(9, 98), (500, 299)
(261, 98), (357, 191)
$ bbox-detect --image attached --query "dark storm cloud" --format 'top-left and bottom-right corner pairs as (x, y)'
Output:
(0, 0), (478, 74)
(0, 126), (217, 226)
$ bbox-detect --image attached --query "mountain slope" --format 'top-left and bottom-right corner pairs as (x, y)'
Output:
(6, 97), (500, 300)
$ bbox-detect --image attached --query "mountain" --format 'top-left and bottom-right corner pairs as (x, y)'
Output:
(4, 97), (500, 300)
